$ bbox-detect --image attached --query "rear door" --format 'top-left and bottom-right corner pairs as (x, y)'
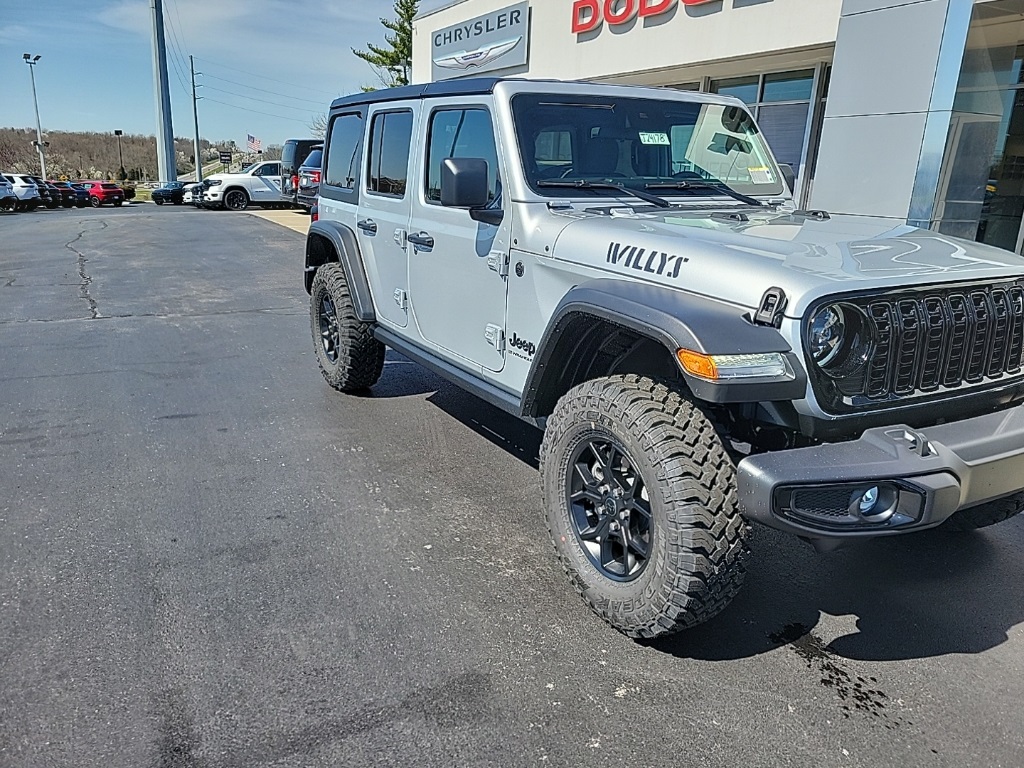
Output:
(353, 104), (417, 329)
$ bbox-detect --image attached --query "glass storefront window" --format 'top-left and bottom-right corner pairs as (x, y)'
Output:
(710, 76), (759, 105)
(762, 70), (815, 102)
(936, 0), (1024, 251)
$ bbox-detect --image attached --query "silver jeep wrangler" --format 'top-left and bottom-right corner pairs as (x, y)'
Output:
(304, 78), (1024, 639)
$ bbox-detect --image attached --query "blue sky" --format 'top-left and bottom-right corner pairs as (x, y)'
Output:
(0, 0), (400, 147)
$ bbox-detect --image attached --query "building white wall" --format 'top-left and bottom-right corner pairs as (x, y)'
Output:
(413, 0), (844, 85)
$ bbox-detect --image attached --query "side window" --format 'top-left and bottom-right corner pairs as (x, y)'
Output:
(367, 110), (414, 197)
(325, 112), (364, 190)
(426, 108), (500, 204)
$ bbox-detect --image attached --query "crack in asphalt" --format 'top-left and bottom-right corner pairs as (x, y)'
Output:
(63, 219), (107, 319)
(0, 306), (303, 326)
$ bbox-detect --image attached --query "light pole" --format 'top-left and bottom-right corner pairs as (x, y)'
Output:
(114, 130), (125, 179)
(22, 53), (46, 179)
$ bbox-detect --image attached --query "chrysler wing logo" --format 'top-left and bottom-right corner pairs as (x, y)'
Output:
(434, 36), (522, 71)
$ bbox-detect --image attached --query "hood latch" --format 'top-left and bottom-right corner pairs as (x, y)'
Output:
(754, 287), (788, 327)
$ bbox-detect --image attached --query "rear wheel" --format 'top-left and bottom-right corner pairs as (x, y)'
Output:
(224, 189), (249, 211)
(540, 375), (750, 639)
(942, 492), (1024, 531)
(309, 263), (384, 392)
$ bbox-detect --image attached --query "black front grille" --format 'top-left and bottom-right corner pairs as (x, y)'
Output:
(812, 280), (1024, 411)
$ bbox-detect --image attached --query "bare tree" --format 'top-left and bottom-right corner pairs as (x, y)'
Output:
(310, 113), (328, 140)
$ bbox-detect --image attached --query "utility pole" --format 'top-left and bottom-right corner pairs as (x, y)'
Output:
(114, 130), (125, 178)
(22, 54), (46, 179)
(149, 0), (176, 183)
(190, 55), (202, 183)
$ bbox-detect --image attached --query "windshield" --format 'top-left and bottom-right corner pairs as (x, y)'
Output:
(512, 93), (784, 199)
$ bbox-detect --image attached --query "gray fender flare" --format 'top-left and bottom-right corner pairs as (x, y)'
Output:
(305, 220), (375, 323)
(521, 279), (806, 415)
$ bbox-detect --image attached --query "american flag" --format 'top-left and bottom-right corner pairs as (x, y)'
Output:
(246, 134), (262, 153)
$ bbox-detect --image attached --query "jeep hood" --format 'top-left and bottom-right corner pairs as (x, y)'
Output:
(550, 209), (1024, 316)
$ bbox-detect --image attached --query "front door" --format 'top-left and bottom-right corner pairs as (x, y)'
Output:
(408, 104), (509, 373)
(354, 106), (417, 328)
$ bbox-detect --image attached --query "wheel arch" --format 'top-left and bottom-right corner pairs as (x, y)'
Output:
(305, 220), (376, 323)
(521, 279), (804, 419)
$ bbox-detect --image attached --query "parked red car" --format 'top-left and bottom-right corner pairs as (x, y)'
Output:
(76, 181), (125, 207)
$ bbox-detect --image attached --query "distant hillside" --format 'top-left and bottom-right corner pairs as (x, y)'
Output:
(0, 128), (232, 181)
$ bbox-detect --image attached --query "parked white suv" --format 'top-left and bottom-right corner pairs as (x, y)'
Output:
(3, 174), (42, 212)
(201, 161), (282, 211)
(0, 175), (16, 212)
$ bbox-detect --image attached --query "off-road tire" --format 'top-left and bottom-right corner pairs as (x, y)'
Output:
(310, 263), (384, 392)
(540, 374), (750, 639)
(942, 491), (1024, 531)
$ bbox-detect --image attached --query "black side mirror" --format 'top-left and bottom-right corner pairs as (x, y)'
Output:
(778, 163), (796, 196)
(441, 157), (490, 208)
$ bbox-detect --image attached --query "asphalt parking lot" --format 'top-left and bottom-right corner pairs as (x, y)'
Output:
(1, 205), (1023, 767)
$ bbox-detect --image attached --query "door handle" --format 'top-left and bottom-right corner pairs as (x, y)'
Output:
(357, 218), (378, 235)
(407, 232), (434, 249)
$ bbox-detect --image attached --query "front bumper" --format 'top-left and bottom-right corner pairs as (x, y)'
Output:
(737, 404), (1024, 549)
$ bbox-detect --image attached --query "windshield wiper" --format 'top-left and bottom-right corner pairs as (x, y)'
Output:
(537, 179), (671, 209)
(645, 180), (769, 208)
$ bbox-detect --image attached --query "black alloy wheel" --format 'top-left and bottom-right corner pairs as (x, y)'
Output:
(567, 437), (652, 580)
(224, 189), (248, 211)
(318, 293), (341, 365)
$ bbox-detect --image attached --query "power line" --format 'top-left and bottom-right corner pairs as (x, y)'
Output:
(201, 96), (312, 126)
(194, 56), (337, 97)
(200, 84), (324, 112)
(199, 73), (327, 106)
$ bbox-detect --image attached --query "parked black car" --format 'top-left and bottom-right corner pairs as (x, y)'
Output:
(152, 181), (186, 205)
(28, 176), (56, 208)
(296, 145), (323, 212)
(48, 181), (79, 208)
(68, 183), (90, 208)
(280, 138), (320, 207)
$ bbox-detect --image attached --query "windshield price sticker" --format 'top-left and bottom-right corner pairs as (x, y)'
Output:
(639, 132), (670, 146)
(748, 166), (775, 184)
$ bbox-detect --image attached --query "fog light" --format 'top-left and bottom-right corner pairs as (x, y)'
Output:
(858, 486), (879, 515)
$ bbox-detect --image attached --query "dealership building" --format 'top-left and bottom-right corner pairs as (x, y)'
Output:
(413, 0), (1024, 254)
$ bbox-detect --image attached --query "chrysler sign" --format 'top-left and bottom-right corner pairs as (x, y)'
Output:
(573, 0), (717, 34)
(432, 1), (530, 81)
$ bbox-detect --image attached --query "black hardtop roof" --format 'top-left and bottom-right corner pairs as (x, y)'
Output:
(330, 77), (505, 110)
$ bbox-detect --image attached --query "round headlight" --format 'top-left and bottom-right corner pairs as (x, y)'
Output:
(808, 305), (846, 366)
(807, 303), (874, 379)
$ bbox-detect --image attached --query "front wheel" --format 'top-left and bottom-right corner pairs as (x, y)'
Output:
(942, 492), (1024, 531)
(309, 263), (385, 392)
(223, 189), (249, 211)
(113, 200), (123, 207)
(540, 375), (750, 639)
(90, 196), (102, 208)
(154, 198), (164, 205)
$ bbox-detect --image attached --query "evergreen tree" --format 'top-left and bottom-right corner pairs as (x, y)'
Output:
(353, 0), (418, 90)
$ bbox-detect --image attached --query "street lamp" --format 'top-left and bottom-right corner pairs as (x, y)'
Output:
(114, 130), (125, 179)
(22, 53), (46, 179)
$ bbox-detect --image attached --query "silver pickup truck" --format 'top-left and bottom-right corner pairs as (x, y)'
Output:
(303, 77), (1024, 639)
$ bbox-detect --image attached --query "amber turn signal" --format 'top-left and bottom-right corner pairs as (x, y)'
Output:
(676, 349), (718, 380)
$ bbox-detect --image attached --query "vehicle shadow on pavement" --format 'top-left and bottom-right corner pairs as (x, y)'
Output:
(653, 523), (1024, 662)
(370, 351), (544, 468)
